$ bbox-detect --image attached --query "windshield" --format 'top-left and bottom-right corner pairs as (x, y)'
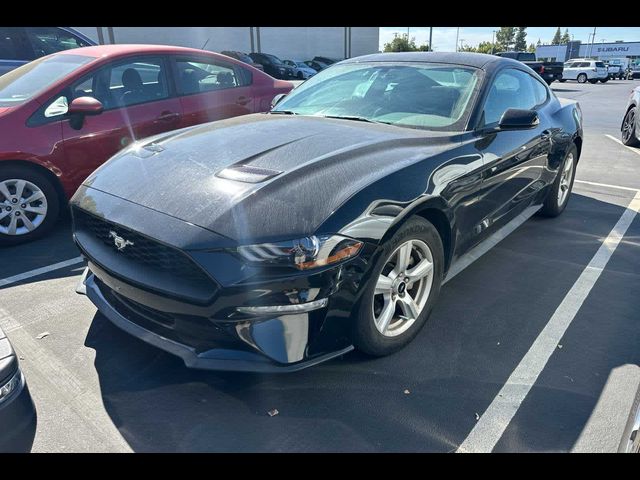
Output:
(273, 62), (481, 131)
(0, 54), (93, 107)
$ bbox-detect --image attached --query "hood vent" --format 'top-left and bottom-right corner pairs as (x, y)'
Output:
(216, 165), (283, 183)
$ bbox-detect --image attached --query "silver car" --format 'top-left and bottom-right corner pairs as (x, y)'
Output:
(560, 59), (608, 84)
(621, 86), (640, 147)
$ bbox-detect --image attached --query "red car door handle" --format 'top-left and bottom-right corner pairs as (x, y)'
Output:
(156, 112), (180, 122)
(236, 96), (251, 106)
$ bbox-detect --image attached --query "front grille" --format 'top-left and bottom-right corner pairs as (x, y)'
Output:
(74, 208), (213, 286)
(102, 283), (175, 328)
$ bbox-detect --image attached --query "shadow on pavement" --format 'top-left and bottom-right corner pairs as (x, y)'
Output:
(83, 193), (639, 452)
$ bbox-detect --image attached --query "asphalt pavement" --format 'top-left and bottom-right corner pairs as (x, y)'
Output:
(1, 79), (639, 452)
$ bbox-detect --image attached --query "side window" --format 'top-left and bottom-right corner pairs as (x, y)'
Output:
(66, 57), (169, 110)
(579, 62), (590, 68)
(174, 57), (242, 95)
(0, 27), (23, 60)
(530, 77), (548, 107)
(24, 27), (91, 59)
(482, 69), (538, 126)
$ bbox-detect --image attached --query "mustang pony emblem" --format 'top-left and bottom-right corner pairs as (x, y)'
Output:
(109, 231), (134, 251)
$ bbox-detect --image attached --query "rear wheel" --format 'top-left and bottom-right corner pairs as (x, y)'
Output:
(539, 144), (577, 218)
(0, 167), (60, 246)
(622, 106), (640, 147)
(558, 78), (567, 83)
(353, 217), (443, 356)
(577, 73), (587, 83)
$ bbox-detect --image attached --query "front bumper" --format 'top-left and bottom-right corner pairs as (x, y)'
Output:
(0, 370), (37, 452)
(83, 268), (354, 372)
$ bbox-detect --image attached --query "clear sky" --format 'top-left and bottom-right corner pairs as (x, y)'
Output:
(379, 27), (640, 52)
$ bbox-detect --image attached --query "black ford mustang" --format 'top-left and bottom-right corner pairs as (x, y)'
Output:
(71, 52), (583, 372)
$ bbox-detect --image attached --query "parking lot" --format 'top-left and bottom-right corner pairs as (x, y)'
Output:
(1, 79), (639, 452)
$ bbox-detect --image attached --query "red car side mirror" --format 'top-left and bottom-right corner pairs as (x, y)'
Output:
(68, 97), (104, 116)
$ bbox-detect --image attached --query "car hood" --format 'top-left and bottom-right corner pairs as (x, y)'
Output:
(81, 114), (458, 243)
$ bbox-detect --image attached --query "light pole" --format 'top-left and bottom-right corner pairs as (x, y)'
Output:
(491, 30), (496, 54)
(459, 38), (465, 51)
(455, 27), (460, 52)
(429, 27), (433, 51)
(588, 27), (597, 58)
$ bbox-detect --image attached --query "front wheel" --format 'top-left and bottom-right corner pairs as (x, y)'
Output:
(538, 144), (578, 218)
(577, 73), (587, 83)
(352, 217), (443, 357)
(0, 167), (60, 246)
(622, 106), (640, 147)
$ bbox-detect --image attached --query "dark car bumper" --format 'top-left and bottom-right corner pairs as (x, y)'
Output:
(85, 269), (352, 372)
(0, 372), (37, 452)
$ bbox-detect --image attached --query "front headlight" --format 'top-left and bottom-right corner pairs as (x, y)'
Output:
(0, 369), (23, 404)
(234, 235), (363, 270)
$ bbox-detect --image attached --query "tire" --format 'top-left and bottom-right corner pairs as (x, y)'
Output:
(544, 78), (554, 86)
(588, 79), (598, 84)
(538, 144), (578, 218)
(577, 73), (587, 84)
(558, 78), (567, 83)
(352, 216), (444, 357)
(599, 78), (608, 83)
(622, 106), (640, 147)
(297, 72), (304, 80)
(0, 166), (60, 246)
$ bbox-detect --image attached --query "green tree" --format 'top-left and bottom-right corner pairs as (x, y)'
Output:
(383, 33), (430, 52)
(477, 41), (497, 54)
(459, 43), (477, 52)
(551, 27), (562, 45)
(495, 27), (516, 52)
(527, 43), (536, 53)
(514, 27), (527, 51)
(537, 38), (542, 47)
(560, 28), (571, 44)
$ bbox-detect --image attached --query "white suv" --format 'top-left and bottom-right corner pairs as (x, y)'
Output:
(560, 59), (609, 84)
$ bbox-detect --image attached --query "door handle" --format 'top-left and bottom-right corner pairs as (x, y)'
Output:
(156, 112), (180, 122)
(236, 96), (251, 106)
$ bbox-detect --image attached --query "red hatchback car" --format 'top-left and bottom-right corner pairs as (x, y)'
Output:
(0, 44), (293, 245)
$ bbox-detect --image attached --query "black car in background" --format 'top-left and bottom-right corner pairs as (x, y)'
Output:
(0, 327), (36, 452)
(304, 60), (330, 72)
(313, 56), (342, 65)
(495, 51), (564, 85)
(0, 26), (95, 76)
(249, 52), (295, 79)
(220, 50), (265, 72)
(72, 52), (583, 373)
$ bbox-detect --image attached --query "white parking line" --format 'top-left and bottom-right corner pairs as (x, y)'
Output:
(457, 190), (640, 453)
(604, 134), (640, 156)
(575, 180), (640, 193)
(0, 256), (84, 288)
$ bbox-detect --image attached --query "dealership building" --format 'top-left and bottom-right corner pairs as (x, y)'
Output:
(536, 40), (640, 65)
(72, 27), (380, 61)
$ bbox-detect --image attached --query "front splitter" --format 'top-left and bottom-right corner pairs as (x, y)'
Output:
(83, 272), (353, 373)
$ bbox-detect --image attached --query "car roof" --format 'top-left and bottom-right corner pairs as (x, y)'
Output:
(57, 44), (222, 59)
(342, 51), (510, 69)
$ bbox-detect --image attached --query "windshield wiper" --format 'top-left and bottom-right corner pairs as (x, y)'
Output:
(269, 110), (298, 115)
(319, 115), (392, 125)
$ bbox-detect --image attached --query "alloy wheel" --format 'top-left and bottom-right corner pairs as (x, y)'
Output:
(622, 109), (636, 143)
(372, 239), (434, 337)
(557, 153), (574, 207)
(0, 179), (48, 236)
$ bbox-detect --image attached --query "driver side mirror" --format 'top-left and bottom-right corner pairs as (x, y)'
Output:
(270, 93), (287, 110)
(68, 96), (103, 130)
(498, 108), (539, 130)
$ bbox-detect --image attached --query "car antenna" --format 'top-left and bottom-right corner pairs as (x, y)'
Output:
(201, 38), (210, 50)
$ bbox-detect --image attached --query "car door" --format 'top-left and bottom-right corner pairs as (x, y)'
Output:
(0, 27), (30, 75)
(467, 68), (551, 249)
(171, 54), (255, 128)
(563, 62), (578, 80)
(59, 55), (183, 188)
